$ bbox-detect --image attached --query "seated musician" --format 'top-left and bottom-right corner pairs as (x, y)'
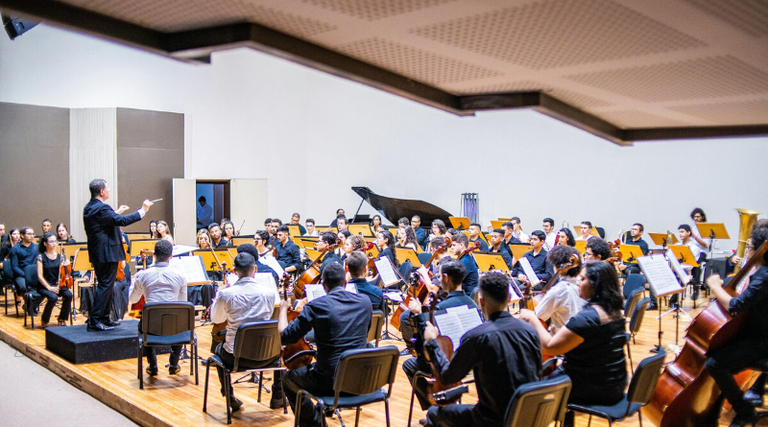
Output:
(422, 272), (541, 427)
(289, 213), (307, 235)
(56, 223), (76, 243)
(210, 252), (282, 411)
(222, 221), (236, 243)
(335, 215), (349, 232)
(263, 218), (273, 245)
(397, 226), (420, 252)
(402, 259), (478, 414)
(274, 225), (302, 274)
(156, 220), (174, 245)
(488, 228), (513, 269)
(41, 218), (52, 235)
(543, 218), (557, 250)
(128, 240), (187, 376)
(253, 230), (273, 259)
(346, 251), (384, 312)
(584, 237), (612, 261)
(518, 261), (627, 427)
(704, 228), (768, 427)
(208, 223), (229, 248)
(35, 232), (73, 328)
(500, 222), (522, 255)
(279, 263), (371, 427)
(534, 245), (584, 333)
(576, 221), (594, 241)
(557, 227), (576, 247)
(340, 234), (366, 266)
(618, 223), (648, 275)
(511, 230), (553, 291)
(678, 224), (705, 300)
(451, 234), (479, 297)
(303, 218), (318, 237)
(329, 208), (344, 227)
(270, 218), (283, 242)
(398, 217), (410, 229)
(334, 230), (350, 258)
(412, 215), (427, 249)
(430, 219), (447, 239)
(467, 223), (488, 251)
(510, 217), (530, 243)
(196, 229), (212, 249)
(10, 227), (37, 308)
(376, 230), (400, 270)
(236, 243), (280, 284)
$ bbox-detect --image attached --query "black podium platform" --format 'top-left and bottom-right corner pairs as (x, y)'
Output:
(45, 320), (169, 364)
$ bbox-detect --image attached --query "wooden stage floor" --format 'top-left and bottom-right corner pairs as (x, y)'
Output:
(1, 292), (766, 427)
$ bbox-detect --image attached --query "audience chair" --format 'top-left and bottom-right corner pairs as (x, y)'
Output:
(294, 346), (399, 427)
(3, 259), (19, 317)
(567, 350), (667, 427)
(203, 320), (287, 424)
(367, 310), (384, 347)
(504, 375), (572, 427)
(137, 302), (198, 389)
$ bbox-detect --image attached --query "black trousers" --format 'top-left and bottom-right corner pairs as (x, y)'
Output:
(426, 403), (475, 427)
(705, 339), (768, 418)
(13, 276), (26, 294)
(89, 261), (118, 326)
(399, 310), (416, 351)
(283, 364), (334, 427)
(402, 355), (432, 410)
(137, 320), (182, 368)
(214, 343), (283, 400)
(36, 287), (73, 323)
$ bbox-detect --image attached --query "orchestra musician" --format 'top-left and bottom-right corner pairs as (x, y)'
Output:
(397, 226), (420, 252)
(1, 227), (20, 282)
(336, 215), (349, 232)
(576, 221), (594, 241)
(290, 213), (307, 235)
(270, 218), (283, 240)
(316, 231), (341, 277)
(83, 178), (152, 331)
(518, 261), (627, 427)
(467, 223), (488, 251)
(222, 220), (236, 243)
(0, 222), (5, 246)
(278, 262), (371, 427)
(35, 232), (73, 328)
(500, 222), (522, 255)
(430, 219), (447, 239)
(398, 217), (410, 228)
(488, 228), (514, 269)
(371, 215), (383, 234)
(618, 223), (648, 275)
(533, 245), (584, 333)
(303, 218), (318, 237)
(253, 231), (273, 259)
(196, 229), (212, 249)
(451, 234), (479, 297)
(584, 237), (612, 261)
(340, 234), (365, 264)
(149, 220), (159, 239)
(511, 230), (553, 291)
(411, 215), (427, 249)
(543, 218), (557, 250)
(690, 207), (710, 250)
(422, 272), (541, 427)
(237, 243), (280, 284)
(402, 259), (478, 414)
(335, 230), (350, 258)
(273, 225), (302, 274)
(329, 208), (345, 227)
(510, 217), (530, 243)
(263, 218), (273, 242)
(10, 227), (37, 309)
(41, 218), (52, 235)
(678, 224), (705, 301)
(703, 228), (768, 427)
(128, 240), (187, 376)
(56, 223), (76, 243)
(156, 220), (174, 245)
(346, 251), (384, 312)
(557, 227), (576, 247)
(376, 230), (400, 270)
(210, 252), (282, 411)
(208, 223), (229, 248)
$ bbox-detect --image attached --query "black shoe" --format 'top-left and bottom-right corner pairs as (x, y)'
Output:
(692, 291), (700, 301)
(729, 410), (759, 427)
(400, 348), (413, 357)
(744, 390), (763, 406)
(86, 322), (114, 331)
(419, 419), (427, 426)
(229, 397), (243, 412)
(103, 320), (120, 327)
(269, 398), (284, 409)
(146, 366), (158, 376)
(168, 365), (181, 375)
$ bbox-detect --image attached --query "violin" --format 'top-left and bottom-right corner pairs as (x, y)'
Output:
(128, 249), (153, 318)
(56, 243), (73, 289)
(280, 274), (315, 370)
(116, 240), (129, 282)
(458, 240), (481, 259)
(425, 292), (462, 406)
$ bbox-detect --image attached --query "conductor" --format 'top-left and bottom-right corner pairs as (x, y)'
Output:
(83, 179), (153, 331)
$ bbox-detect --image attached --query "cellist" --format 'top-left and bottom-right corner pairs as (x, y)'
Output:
(703, 228), (768, 427)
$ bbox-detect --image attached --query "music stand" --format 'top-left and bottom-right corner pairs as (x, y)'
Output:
(695, 222), (729, 256)
(574, 240), (587, 255)
(449, 217), (470, 230)
(573, 225), (599, 237)
(396, 248), (421, 267)
(304, 248), (322, 262)
(125, 232), (153, 240)
(230, 235), (255, 246)
(490, 220), (505, 230)
(72, 249), (93, 305)
(365, 245), (380, 260)
(348, 223), (374, 237)
(226, 248), (238, 260)
(637, 254), (685, 351)
(506, 244), (530, 264)
(619, 244), (644, 264)
(129, 239), (157, 258)
(649, 233), (678, 248)
(192, 249), (234, 273)
(668, 245), (699, 268)
(56, 242), (88, 263)
(286, 225), (301, 238)
(473, 252), (510, 274)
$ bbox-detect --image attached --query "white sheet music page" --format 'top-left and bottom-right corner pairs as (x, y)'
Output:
(435, 305), (482, 349)
(253, 272), (280, 303)
(260, 255), (285, 277)
(666, 249), (691, 285)
(637, 254), (683, 297)
(518, 257), (541, 286)
(374, 257), (400, 286)
(304, 284), (327, 302)
(169, 255), (208, 284)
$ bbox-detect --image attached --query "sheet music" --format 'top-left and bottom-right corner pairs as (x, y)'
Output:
(508, 281), (523, 303)
(304, 282), (359, 302)
(172, 245), (198, 257)
(518, 257), (541, 286)
(260, 255), (285, 277)
(169, 255), (208, 284)
(226, 273), (239, 286)
(253, 272), (280, 302)
(666, 249), (691, 285)
(383, 291), (403, 302)
(435, 305), (482, 349)
(637, 254), (683, 297)
(374, 257), (400, 286)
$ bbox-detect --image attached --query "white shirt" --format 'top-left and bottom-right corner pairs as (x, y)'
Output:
(128, 262), (187, 304)
(210, 275), (276, 353)
(197, 204), (213, 227)
(690, 222), (708, 251)
(544, 232), (557, 251)
(683, 238), (703, 261)
(534, 277), (584, 333)
(303, 230), (319, 237)
(513, 230), (530, 244)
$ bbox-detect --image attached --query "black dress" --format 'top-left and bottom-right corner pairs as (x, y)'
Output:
(36, 253), (73, 324)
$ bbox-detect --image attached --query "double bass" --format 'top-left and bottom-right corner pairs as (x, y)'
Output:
(646, 239), (768, 427)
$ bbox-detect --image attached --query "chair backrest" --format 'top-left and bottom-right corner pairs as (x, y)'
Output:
(2, 259), (11, 281)
(596, 227), (606, 239)
(24, 263), (39, 289)
(626, 349), (667, 406)
(623, 273), (645, 300)
(141, 302), (195, 338)
(367, 310), (384, 346)
(624, 288), (644, 319)
(332, 346), (400, 406)
(233, 320), (282, 371)
(399, 260), (412, 278)
(628, 298), (651, 335)
(504, 375), (572, 427)
(417, 252), (432, 266)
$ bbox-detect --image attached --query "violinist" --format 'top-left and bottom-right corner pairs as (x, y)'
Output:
(303, 218), (318, 237)
(422, 272), (541, 427)
(397, 226), (420, 252)
(584, 237), (611, 261)
(412, 215), (428, 249)
(35, 232), (73, 328)
(511, 230), (553, 291)
(128, 240), (187, 376)
(274, 225), (302, 273)
(543, 218), (557, 250)
(402, 259), (479, 414)
(56, 223), (76, 243)
(210, 253), (281, 411)
(196, 229), (212, 249)
(208, 223), (228, 248)
(467, 223), (488, 251)
(704, 228), (768, 427)
(488, 228), (514, 269)
(316, 231), (341, 277)
(346, 251), (384, 312)
(534, 245), (584, 332)
(156, 220), (174, 245)
(41, 218), (52, 234)
(290, 213), (307, 235)
(335, 230), (350, 258)
(1, 227), (20, 264)
(376, 230), (400, 269)
(222, 220), (236, 243)
(279, 263), (370, 427)
(253, 231), (273, 259)
(451, 234), (479, 297)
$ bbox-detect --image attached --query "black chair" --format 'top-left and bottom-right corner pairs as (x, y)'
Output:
(2, 259), (19, 317)
(203, 320), (287, 424)
(23, 264), (41, 329)
(367, 310), (384, 347)
(417, 252), (432, 266)
(294, 346), (399, 427)
(504, 375), (572, 427)
(623, 274), (645, 301)
(626, 298), (651, 371)
(568, 349), (667, 427)
(137, 302), (198, 389)
(596, 227), (606, 239)
(749, 358), (768, 419)
(623, 287), (644, 320)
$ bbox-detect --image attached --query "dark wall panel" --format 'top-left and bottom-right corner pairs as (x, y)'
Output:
(115, 108), (184, 233)
(0, 102), (70, 235)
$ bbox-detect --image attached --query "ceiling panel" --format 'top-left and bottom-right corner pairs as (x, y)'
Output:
(683, 0), (768, 38)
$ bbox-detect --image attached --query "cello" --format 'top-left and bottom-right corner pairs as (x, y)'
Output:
(293, 238), (341, 299)
(646, 239), (768, 427)
(280, 274), (315, 370)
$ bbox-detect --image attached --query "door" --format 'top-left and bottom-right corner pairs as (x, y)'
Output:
(172, 178), (196, 246)
(230, 179), (268, 236)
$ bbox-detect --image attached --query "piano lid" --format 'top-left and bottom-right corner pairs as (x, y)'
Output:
(351, 187), (453, 228)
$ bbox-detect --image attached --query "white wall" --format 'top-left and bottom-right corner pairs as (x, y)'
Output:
(1, 24), (766, 251)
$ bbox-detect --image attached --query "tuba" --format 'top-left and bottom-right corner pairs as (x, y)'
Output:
(734, 208), (763, 273)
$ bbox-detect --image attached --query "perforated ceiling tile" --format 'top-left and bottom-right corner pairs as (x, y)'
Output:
(599, 110), (691, 128)
(453, 81), (544, 94)
(337, 38), (502, 85)
(453, 83), (615, 109)
(684, 0), (768, 37)
(58, 0), (336, 35)
(300, 0), (458, 21)
(565, 55), (768, 103)
(669, 99), (768, 125)
(411, 0), (707, 70)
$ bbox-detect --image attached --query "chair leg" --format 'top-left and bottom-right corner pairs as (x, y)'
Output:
(203, 361), (211, 412)
(408, 387), (415, 427)
(294, 391), (303, 427)
(282, 374), (287, 414)
(627, 343), (634, 372)
(354, 407), (361, 427)
(638, 411), (643, 427)
(225, 371), (232, 424)
(385, 399), (391, 427)
(138, 343), (144, 390)
(194, 340), (199, 385)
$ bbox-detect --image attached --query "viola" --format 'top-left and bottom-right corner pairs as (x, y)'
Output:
(56, 243), (74, 289)
(280, 274), (314, 370)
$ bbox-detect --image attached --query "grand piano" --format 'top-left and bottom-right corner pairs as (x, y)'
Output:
(351, 186), (453, 227)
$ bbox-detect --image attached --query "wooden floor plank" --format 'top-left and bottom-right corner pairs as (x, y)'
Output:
(1, 292), (766, 427)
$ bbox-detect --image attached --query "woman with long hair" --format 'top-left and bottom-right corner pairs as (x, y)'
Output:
(397, 226), (419, 252)
(557, 227), (576, 247)
(148, 220), (160, 239)
(376, 230), (400, 268)
(35, 232), (73, 328)
(335, 230), (351, 257)
(371, 215), (383, 233)
(157, 221), (174, 245)
(197, 229), (212, 249)
(56, 223), (76, 243)
(222, 220), (236, 243)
